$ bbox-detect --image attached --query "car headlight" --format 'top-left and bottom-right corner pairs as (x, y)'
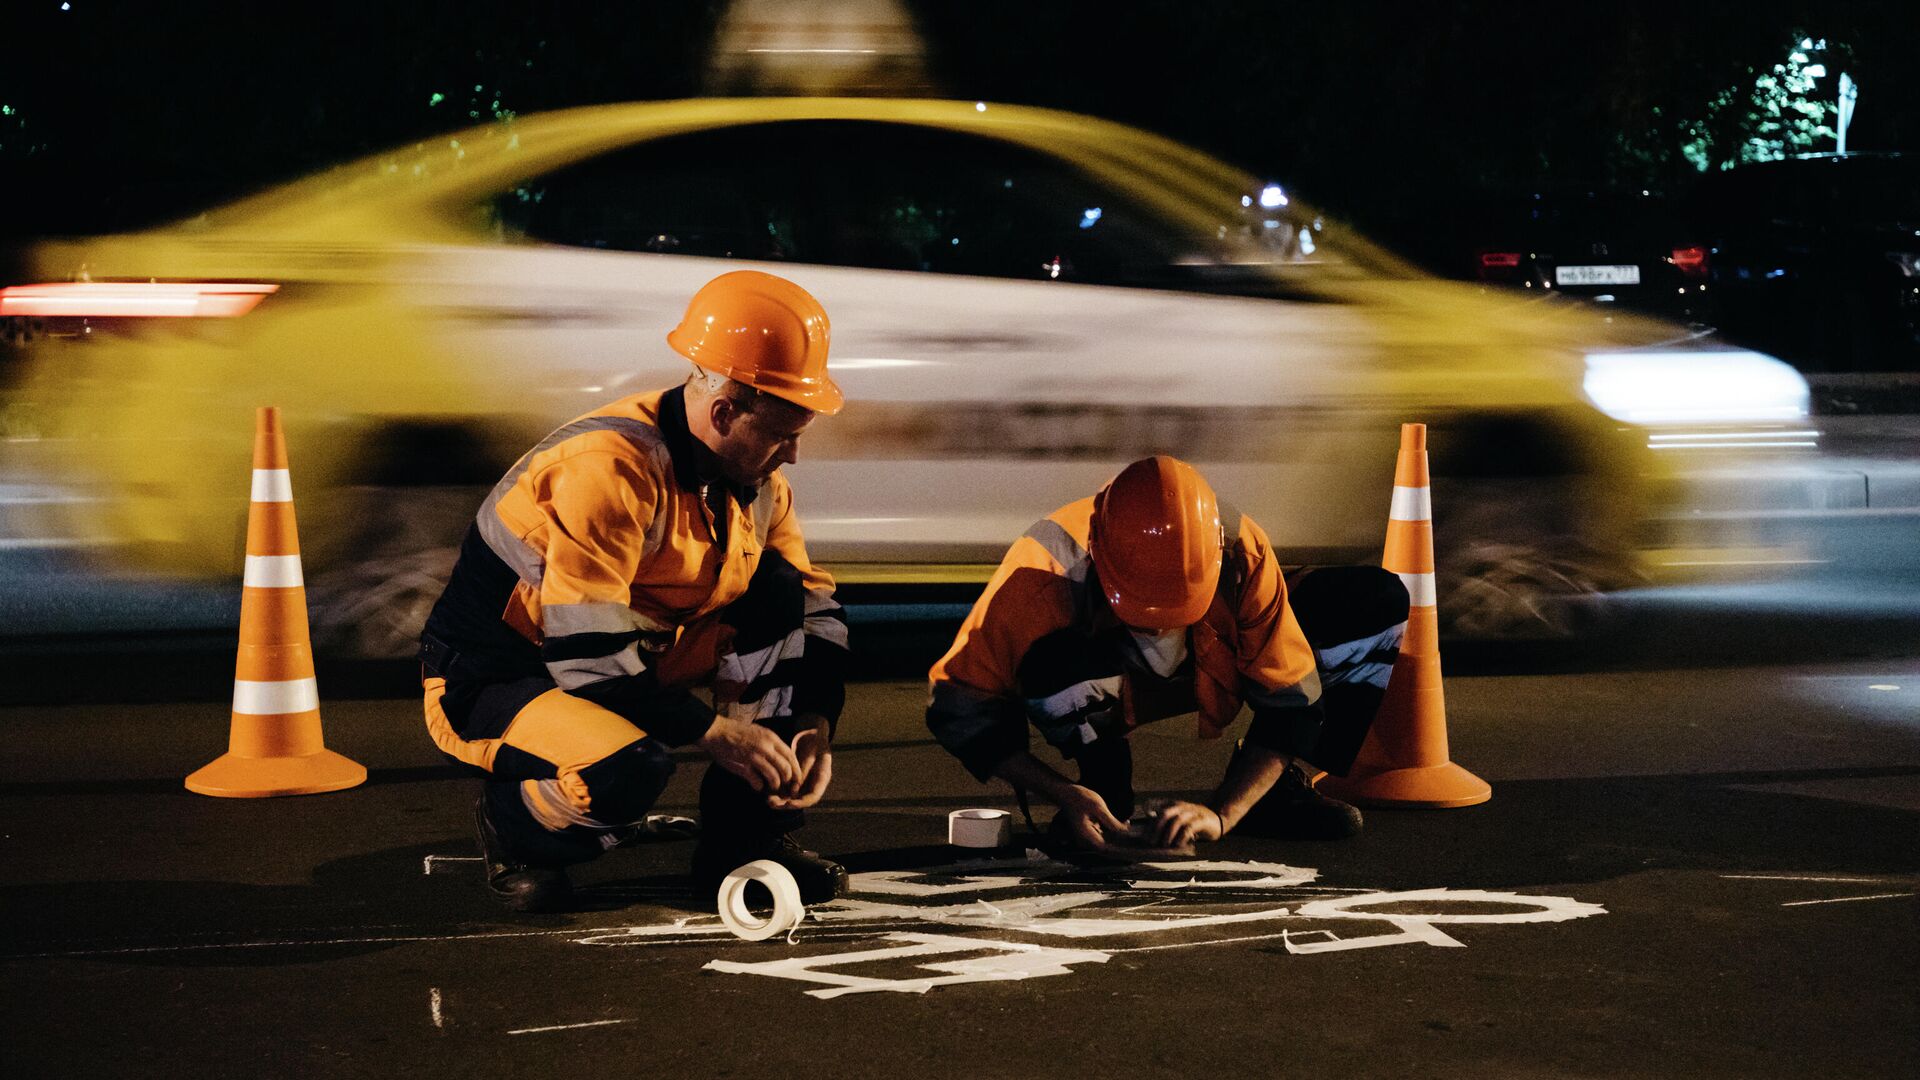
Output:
(1582, 350), (1810, 427)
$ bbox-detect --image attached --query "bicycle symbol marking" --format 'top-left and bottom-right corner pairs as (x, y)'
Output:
(573, 856), (1608, 999)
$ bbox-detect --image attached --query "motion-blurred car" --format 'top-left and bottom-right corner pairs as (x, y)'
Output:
(0, 99), (1815, 654)
(1683, 153), (1919, 375)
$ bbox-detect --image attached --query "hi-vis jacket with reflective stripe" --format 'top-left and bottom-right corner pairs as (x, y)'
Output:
(422, 385), (847, 745)
(927, 497), (1321, 780)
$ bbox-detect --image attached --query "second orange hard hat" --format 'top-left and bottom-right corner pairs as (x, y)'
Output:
(1089, 455), (1226, 629)
(667, 270), (843, 415)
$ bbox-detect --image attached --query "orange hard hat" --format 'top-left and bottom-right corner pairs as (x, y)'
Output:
(1089, 455), (1225, 629)
(667, 271), (842, 415)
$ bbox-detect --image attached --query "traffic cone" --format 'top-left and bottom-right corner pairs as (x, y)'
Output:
(185, 407), (365, 798)
(1318, 423), (1490, 809)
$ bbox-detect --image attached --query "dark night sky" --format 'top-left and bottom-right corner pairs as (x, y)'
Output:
(1, 1), (1914, 246)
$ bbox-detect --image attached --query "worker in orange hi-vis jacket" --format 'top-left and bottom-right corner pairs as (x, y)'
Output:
(927, 456), (1410, 854)
(419, 271), (850, 913)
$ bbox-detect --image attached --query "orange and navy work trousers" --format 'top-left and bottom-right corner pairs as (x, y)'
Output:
(421, 561), (818, 869)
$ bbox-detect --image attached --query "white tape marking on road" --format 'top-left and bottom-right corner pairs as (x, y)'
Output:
(1781, 893), (1914, 907)
(422, 855), (483, 876)
(1389, 485), (1431, 522)
(243, 554), (304, 588)
(251, 468), (293, 503)
(1397, 571), (1437, 607)
(429, 987), (443, 1030)
(1721, 874), (1905, 884)
(231, 678), (318, 716)
(507, 1019), (635, 1036)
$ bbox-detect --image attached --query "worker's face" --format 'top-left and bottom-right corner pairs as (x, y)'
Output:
(711, 396), (815, 488)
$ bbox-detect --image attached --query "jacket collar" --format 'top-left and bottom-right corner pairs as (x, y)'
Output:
(657, 384), (758, 507)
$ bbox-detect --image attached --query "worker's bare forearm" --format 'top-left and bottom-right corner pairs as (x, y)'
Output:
(1210, 741), (1291, 834)
(990, 751), (1081, 805)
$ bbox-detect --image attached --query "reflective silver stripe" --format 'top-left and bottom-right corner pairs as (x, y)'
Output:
(475, 415), (672, 588)
(1326, 659), (1396, 689)
(719, 684), (792, 723)
(1026, 676), (1122, 721)
(1314, 623), (1405, 670)
(1389, 485), (1432, 522)
(232, 678), (319, 715)
(720, 627), (808, 688)
(1245, 667), (1322, 709)
(1022, 518), (1090, 579)
(521, 778), (603, 829)
(543, 601), (667, 638)
(752, 485), (780, 546)
(242, 554), (304, 588)
(1399, 571), (1437, 607)
(804, 614), (850, 650)
(548, 644), (647, 691)
(251, 469), (292, 503)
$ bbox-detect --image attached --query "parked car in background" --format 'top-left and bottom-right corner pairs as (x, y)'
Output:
(0, 99), (1816, 654)
(1683, 153), (1919, 375)
(1452, 190), (1710, 321)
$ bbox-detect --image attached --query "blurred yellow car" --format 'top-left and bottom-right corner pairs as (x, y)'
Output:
(0, 98), (1814, 653)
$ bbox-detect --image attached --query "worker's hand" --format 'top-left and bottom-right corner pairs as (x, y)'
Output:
(698, 716), (801, 794)
(767, 717), (833, 810)
(1149, 800), (1224, 850)
(1053, 784), (1134, 851)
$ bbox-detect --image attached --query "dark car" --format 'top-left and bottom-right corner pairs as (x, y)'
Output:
(1684, 153), (1920, 375)
(1455, 191), (1709, 319)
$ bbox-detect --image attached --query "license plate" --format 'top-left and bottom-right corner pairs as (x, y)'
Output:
(1556, 264), (1640, 286)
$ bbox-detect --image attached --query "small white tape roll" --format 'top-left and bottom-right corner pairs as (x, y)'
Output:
(716, 859), (805, 941)
(948, 808), (1012, 848)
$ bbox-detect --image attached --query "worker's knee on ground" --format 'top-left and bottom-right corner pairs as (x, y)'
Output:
(577, 739), (676, 825)
(721, 550), (806, 654)
(1289, 565), (1410, 646)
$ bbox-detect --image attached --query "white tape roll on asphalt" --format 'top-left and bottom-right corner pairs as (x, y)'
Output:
(948, 808), (1012, 848)
(716, 859), (806, 941)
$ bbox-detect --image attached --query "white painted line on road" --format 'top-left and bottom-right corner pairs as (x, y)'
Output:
(11, 925), (590, 959)
(508, 1019), (635, 1036)
(1723, 874), (1907, 884)
(430, 987), (444, 1030)
(422, 854), (483, 875)
(1781, 893), (1913, 907)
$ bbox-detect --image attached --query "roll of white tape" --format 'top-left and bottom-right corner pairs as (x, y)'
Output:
(716, 859), (806, 942)
(948, 808), (1012, 848)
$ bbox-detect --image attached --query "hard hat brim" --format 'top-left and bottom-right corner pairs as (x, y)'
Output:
(672, 335), (845, 416)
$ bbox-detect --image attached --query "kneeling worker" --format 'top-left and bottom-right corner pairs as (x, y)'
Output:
(420, 271), (851, 912)
(927, 456), (1409, 852)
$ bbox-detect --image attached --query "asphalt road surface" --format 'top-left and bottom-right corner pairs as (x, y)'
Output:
(4, 647), (1916, 1079)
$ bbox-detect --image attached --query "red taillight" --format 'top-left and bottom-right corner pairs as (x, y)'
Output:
(0, 282), (278, 318)
(1479, 251), (1523, 269)
(1669, 245), (1709, 280)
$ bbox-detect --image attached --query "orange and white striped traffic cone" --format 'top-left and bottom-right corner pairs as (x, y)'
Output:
(1318, 423), (1490, 809)
(185, 407), (365, 798)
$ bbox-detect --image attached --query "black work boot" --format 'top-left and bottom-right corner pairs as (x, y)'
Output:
(1238, 761), (1365, 840)
(474, 798), (573, 913)
(691, 834), (850, 905)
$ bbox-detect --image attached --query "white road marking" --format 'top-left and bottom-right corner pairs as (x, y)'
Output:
(1781, 893), (1913, 907)
(1721, 874), (1906, 884)
(422, 855), (483, 875)
(429, 987), (443, 1029)
(508, 1019), (635, 1036)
